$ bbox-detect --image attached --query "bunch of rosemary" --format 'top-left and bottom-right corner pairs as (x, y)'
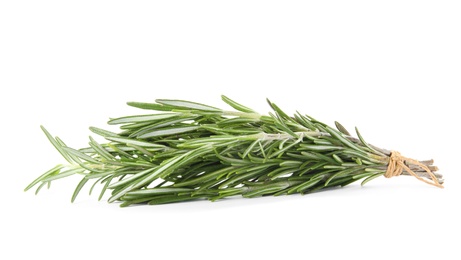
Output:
(25, 96), (443, 206)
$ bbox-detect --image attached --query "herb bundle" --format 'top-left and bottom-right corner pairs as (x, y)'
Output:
(25, 96), (443, 206)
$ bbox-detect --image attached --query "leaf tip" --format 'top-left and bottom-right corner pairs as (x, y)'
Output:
(266, 98), (272, 106)
(40, 125), (49, 134)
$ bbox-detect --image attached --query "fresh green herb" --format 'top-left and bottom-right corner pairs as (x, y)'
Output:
(25, 96), (443, 206)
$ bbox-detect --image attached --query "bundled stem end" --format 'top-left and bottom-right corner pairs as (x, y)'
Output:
(386, 151), (444, 188)
(25, 96), (444, 206)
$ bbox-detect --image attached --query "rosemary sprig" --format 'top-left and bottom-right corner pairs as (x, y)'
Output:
(25, 96), (443, 206)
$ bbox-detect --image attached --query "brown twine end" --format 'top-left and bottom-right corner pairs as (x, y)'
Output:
(384, 151), (443, 188)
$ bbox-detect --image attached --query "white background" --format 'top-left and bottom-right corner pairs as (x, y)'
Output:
(1, 1), (460, 259)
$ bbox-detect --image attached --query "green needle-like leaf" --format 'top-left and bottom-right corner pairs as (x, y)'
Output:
(108, 113), (177, 125)
(361, 173), (384, 186)
(24, 164), (64, 192)
(71, 177), (89, 203)
(105, 136), (168, 148)
(127, 101), (173, 111)
(156, 99), (221, 112)
(138, 126), (200, 139)
(40, 126), (73, 164)
(89, 127), (120, 138)
(221, 95), (256, 113)
(335, 121), (351, 136)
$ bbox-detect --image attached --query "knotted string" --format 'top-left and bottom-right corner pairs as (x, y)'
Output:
(384, 151), (443, 188)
